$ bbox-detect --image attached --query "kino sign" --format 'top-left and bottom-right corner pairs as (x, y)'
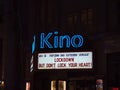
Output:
(32, 31), (84, 54)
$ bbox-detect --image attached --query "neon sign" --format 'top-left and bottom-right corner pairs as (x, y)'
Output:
(32, 31), (84, 54)
(32, 35), (36, 54)
(40, 31), (83, 48)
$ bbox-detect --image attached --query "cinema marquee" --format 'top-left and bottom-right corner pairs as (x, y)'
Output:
(38, 52), (93, 69)
(31, 31), (93, 70)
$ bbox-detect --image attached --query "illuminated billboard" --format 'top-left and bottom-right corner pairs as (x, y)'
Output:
(38, 51), (93, 69)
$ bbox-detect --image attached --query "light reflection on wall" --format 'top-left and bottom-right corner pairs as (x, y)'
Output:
(51, 80), (66, 90)
(58, 80), (66, 90)
(51, 80), (56, 90)
(96, 79), (103, 90)
(26, 82), (30, 90)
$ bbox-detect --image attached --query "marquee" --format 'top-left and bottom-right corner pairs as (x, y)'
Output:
(38, 51), (93, 69)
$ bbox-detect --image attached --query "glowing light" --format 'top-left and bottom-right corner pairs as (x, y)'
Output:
(32, 31), (84, 53)
(26, 82), (30, 90)
(32, 35), (36, 54)
(40, 31), (83, 49)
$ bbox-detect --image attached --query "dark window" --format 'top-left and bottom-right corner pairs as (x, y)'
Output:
(65, 8), (95, 35)
(0, 0), (3, 24)
(107, 52), (120, 87)
(107, 1), (119, 32)
(0, 39), (2, 81)
(118, 2), (120, 30)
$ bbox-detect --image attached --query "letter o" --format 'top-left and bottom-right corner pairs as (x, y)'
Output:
(71, 35), (83, 48)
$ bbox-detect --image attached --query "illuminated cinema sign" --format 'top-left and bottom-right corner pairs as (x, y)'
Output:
(38, 52), (93, 69)
(32, 31), (84, 54)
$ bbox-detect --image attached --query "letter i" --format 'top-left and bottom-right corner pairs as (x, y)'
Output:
(54, 31), (58, 48)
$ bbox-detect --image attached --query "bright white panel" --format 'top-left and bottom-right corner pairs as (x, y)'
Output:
(38, 52), (93, 69)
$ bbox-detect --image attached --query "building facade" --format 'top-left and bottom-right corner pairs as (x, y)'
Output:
(0, 0), (120, 90)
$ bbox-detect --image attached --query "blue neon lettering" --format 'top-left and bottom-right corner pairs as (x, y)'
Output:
(32, 35), (36, 54)
(59, 35), (70, 48)
(54, 31), (58, 48)
(71, 35), (83, 47)
(40, 32), (53, 48)
(39, 31), (84, 49)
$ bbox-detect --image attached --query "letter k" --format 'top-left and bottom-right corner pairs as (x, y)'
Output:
(40, 32), (53, 48)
